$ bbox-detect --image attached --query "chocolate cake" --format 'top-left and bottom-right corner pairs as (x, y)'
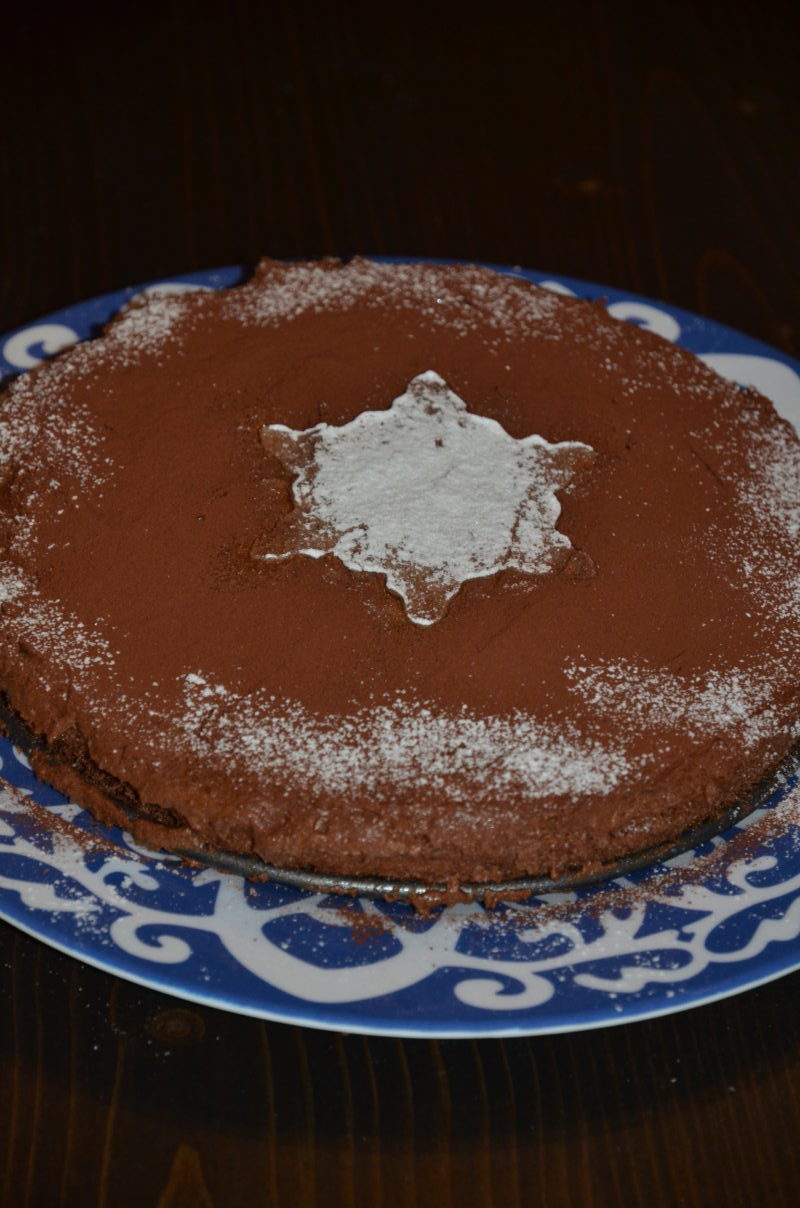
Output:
(1, 257), (799, 894)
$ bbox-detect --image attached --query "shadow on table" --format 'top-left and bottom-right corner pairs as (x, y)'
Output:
(1, 924), (798, 1205)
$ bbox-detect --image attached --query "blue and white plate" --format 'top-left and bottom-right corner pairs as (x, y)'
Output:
(1, 262), (800, 1038)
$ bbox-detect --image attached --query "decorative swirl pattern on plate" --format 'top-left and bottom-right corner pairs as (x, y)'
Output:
(1, 741), (800, 1033)
(1, 265), (800, 1036)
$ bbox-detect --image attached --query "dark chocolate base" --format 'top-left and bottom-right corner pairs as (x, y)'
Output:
(3, 692), (795, 907)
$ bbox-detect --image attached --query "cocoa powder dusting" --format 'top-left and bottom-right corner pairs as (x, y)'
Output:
(0, 258), (799, 893)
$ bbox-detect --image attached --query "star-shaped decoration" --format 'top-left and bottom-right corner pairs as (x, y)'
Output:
(254, 371), (595, 625)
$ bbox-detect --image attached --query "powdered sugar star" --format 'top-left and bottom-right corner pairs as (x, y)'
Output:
(255, 371), (595, 625)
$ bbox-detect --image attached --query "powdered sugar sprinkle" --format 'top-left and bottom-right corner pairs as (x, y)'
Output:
(257, 370), (595, 625)
(177, 671), (631, 802)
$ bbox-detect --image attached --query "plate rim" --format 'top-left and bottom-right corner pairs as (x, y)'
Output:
(2, 258), (800, 1037)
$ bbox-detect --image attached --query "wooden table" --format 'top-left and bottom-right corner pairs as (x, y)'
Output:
(2, 1), (799, 1202)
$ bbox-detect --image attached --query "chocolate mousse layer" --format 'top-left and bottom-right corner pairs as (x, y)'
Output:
(1, 258), (799, 888)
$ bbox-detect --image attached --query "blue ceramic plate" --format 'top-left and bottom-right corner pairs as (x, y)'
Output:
(1, 261), (799, 1038)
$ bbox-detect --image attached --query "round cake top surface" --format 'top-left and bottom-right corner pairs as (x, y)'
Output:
(1, 258), (799, 883)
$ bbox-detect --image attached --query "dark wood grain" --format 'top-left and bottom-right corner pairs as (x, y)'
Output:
(2, 0), (800, 1203)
